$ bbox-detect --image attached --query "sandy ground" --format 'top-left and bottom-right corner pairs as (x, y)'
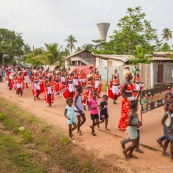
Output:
(0, 82), (173, 173)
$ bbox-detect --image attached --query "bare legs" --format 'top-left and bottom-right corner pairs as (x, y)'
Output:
(69, 123), (77, 139)
(76, 113), (86, 135)
(122, 137), (138, 159)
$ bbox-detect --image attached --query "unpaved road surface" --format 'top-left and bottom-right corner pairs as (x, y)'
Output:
(0, 82), (172, 173)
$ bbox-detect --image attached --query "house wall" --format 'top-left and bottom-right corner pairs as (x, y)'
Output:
(139, 63), (151, 89)
(163, 63), (173, 83)
(75, 51), (95, 65)
(96, 57), (137, 84)
(153, 62), (158, 86)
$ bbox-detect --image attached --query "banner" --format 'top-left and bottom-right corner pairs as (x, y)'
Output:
(140, 85), (173, 113)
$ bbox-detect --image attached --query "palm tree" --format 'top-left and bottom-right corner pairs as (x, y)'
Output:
(161, 28), (172, 42)
(82, 44), (94, 51)
(42, 43), (63, 64)
(92, 39), (106, 50)
(65, 35), (77, 54)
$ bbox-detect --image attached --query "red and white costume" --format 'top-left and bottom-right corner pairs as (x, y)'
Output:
(63, 77), (76, 99)
(32, 77), (44, 99)
(60, 71), (65, 84)
(133, 77), (144, 97)
(78, 72), (86, 85)
(44, 81), (54, 106)
(107, 80), (121, 100)
(23, 69), (30, 87)
(82, 81), (94, 106)
(6, 69), (13, 89)
(73, 73), (79, 86)
(15, 75), (24, 96)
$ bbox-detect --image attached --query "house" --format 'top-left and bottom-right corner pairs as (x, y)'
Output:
(64, 50), (96, 75)
(94, 54), (134, 84)
(150, 52), (173, 88)
(64, 50), (95, 67)
(64, 50), (134, 83)
(64, 50), (173, 88)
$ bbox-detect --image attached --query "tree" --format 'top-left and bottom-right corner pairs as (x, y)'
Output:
(25, 43), (66, 66)
(42, 43), (63, 65)
(162, 28), (172, 42)
(161, 43), (171, 51)
(108, 7), (160, 63)
(25, 48), (45, 66)
(65, 35), (77, 54)
(92, 39), (106, 50)
(81, 44), (93, 51)
(0, 28), (24, 65)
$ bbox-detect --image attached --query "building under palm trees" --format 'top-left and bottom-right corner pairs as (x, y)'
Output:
(64, 50), (95, 67)
(65, 50), (173, 89)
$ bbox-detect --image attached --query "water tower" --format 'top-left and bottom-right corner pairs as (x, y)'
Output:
(97, 23), (110, 41)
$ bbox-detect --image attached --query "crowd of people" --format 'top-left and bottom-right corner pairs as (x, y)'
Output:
(1, 64), (173, 161)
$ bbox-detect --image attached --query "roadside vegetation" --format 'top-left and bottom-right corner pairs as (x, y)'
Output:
(0, 96), (123, 173)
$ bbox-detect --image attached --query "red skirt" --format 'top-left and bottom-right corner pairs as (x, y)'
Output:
(117, 97), (130, 131)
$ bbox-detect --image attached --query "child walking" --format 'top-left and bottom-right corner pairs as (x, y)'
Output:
(99, 95), (109, 130)
(161, 102), (173, 161)
(122, 100), (142, 159)
(74, 86), (86, 135)
(157, 92), (173, 157)
(88, 91), (99, 136)
(64, 98), (77, 139)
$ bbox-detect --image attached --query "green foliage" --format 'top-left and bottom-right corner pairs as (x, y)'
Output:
(65, 35), (77, 54)
(0, 133), (43, 173)
(0, 97), (113, 173)
(161, 28), (172, 41)
(94, 7), (161, 64)
(166, 52), (173, 58)
(25, 44), (66, 66)
(161, 43), (171, 51)
(0, 28), (25, 65)
(20, 130), (33, 143)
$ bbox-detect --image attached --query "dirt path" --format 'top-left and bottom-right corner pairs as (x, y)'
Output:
(0, 82), (173, 173)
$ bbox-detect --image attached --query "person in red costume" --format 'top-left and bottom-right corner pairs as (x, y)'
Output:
(16, 71), (24, 96)
(133, 72), (144, 98)
(63, 73), (75, 99)
(78, 68), (86, 86)
(6, 68), (13, 90)
(44, 77), (54, 107)
(73, 68), (79, 88)
(94, 70), (102, 97)
(116, 70), (134, 131)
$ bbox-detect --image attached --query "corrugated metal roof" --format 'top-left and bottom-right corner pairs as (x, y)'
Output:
(94, 54), (134, 62)
(64, 50), (93, 60)
(151, 57), (173, 61)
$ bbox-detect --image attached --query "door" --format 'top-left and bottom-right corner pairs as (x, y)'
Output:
(157, 64), (163, 83)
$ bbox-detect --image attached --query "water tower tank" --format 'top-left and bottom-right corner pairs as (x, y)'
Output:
(97, 23), (110, 41)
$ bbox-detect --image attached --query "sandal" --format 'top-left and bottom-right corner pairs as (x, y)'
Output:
(77, 130), (82, 136)
(128, 154), (138, 159)
(122, 150), (129, 159)
(91, 132), (96, 136)
(162, 151), (170, 157)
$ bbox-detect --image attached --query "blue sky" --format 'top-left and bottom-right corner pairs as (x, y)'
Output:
(0, 0), (172, 49)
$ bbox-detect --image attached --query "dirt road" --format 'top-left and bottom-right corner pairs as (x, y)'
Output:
(0, 82), (172, 173)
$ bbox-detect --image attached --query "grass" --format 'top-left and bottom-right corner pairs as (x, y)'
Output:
(0, 132), (43, 173)
(102, 84), (108, 92)
(0, 96), (117, 173)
